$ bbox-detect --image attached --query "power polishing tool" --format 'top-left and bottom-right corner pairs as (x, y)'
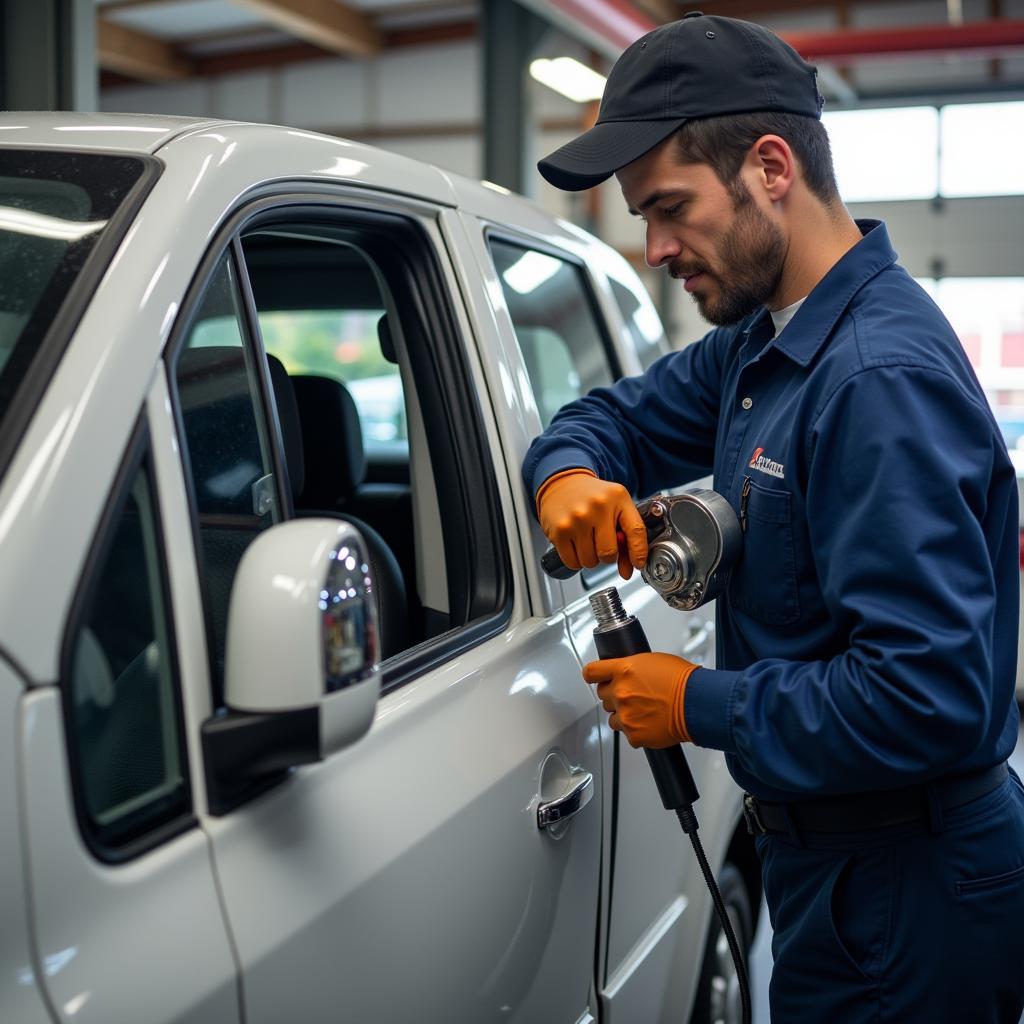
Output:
(542, 487), (751, 1024)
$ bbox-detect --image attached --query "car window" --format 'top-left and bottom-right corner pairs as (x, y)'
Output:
(260, 310), (406, 453)
(608, 275), (669, 371)
(239, 235), (408, 461)
(235, 214), (507, 686)
(66, 443), (190, 855)
(172, 250), (282, 700)
(0, 150), (149, 434)
(488, 238), (617, 428)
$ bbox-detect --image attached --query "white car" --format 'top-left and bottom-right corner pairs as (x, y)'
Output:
(0, 113), (755, 1024)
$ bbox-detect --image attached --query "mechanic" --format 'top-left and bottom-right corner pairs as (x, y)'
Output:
(523, 13), (1024, 1022)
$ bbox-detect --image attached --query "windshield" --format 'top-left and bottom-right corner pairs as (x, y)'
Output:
(0, 149), (151, 441)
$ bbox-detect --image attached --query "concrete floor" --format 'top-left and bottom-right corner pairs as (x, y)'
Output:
(747, 721), (1024, 1023)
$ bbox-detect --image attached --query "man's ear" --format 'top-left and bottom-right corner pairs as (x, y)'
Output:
(746, 134), (795, 203)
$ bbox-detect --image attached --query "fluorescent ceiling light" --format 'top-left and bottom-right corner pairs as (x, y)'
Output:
(0, 206), (107, 241)
(502, 251), (562, 295)
(530, 57), (606, 103)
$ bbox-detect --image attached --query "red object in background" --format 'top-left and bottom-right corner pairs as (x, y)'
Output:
(959, 333), (981, 368)
(1002, 333), (1024, 368)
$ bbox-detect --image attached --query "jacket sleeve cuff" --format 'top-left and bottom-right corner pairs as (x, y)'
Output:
(683, 667), (743, 752)
(530, 450), (601, 506)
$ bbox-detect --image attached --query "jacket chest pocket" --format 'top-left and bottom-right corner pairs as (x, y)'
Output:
(728, 479), (801, 625)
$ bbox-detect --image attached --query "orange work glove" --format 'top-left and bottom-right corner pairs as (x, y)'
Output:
(536, 469), (648, 580)
(582, 652), (699, 748)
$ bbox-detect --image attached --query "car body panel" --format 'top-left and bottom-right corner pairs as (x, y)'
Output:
(18, 689), (239, 1024)
(0, 112), (231, 154)
(204, 614), (603, 1023)
(0, 660), (52, 1024)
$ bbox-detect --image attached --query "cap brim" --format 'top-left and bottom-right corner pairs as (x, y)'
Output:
(538, 117), (686, 192)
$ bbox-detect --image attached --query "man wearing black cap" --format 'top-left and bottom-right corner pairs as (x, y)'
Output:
(524, 13), (1024, 1022)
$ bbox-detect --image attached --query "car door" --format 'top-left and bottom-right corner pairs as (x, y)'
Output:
(459, 218), (732, 1022)
(165, 190), (605, 1023)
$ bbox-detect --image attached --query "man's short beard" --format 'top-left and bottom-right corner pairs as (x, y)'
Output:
(675, 181), (786, 327)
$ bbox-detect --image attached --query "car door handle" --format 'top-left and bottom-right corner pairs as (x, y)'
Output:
(537, 770), (594, 829)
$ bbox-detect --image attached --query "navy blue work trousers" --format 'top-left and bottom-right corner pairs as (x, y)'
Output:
(756, 768), (1024, 1022)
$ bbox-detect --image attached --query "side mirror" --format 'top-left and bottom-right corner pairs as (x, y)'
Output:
(202, 519), (380, 814)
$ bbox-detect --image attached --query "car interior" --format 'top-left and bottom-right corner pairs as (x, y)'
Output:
(241, 233), (422, 651)
(171, 223), (495, 708)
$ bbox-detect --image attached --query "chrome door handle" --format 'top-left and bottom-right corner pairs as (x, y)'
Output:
(537, 770), (594, 829)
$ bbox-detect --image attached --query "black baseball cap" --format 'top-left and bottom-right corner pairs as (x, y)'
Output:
(538, 12), (823, 192)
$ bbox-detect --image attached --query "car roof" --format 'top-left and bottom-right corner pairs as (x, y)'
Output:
(0, 111), (235, 154)
(0, 112), (600, 249)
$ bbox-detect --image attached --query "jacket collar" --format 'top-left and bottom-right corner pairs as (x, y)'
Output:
(754, 219), (898, 367)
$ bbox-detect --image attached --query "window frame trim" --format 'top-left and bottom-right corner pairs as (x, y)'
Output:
(58, 415), (196, 864)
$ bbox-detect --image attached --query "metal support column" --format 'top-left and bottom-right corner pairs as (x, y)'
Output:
(2, 0), (97, 111)
(481, 0), (547, 197)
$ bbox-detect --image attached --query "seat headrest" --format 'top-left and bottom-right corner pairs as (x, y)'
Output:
(377, 315), (398, 365)
(265, 353), (305, 501)
(291, 375), (367, 508)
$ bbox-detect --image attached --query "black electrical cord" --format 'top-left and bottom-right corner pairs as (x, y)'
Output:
(677, 806), (752, 1024)
(590, 587), (752, 1024)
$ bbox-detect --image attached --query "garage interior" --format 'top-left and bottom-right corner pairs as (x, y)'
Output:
(2, 0), (1022, 1020)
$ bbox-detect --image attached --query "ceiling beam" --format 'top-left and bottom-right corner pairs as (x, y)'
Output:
(226, 0), (382, 57)
(97, 18), (193, 80)
(187, 19), (475, 77)
(699, 0), (917, 17)
(784, 19), (1024, 61)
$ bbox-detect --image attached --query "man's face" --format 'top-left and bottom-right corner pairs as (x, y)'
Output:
(616, 135), (787, 326)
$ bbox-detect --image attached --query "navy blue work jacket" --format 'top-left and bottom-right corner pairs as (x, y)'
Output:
(523, 220), (1020, 803)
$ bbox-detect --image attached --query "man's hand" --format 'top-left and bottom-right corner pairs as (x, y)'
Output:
(582, 652), (699, 748)
(536, 469), (648, 579)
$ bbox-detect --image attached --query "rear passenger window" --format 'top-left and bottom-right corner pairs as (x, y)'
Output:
(489, 239), (616, 428)
(608, 276), (669, 371)
(67, 444), (190, 854)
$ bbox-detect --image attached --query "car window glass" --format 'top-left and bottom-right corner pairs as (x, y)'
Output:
(68, 449), (190, 852)
(608, 276), (668, 371)
(234, 219), (507, 677)
(259, 310), (406, 453)
(173, 251), (281, 699)
(239, 235), (407, 459)
(0, 150), (148, 431)
(489, 239), (616, 428)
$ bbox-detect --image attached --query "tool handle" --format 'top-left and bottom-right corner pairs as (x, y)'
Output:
(644, 747), (701, 810)
(540, 545), (578, 579)
(592, 613), (700, 812)
(542, 530), (630, 579)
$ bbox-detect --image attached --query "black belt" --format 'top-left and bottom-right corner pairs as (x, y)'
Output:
(743, 762), (1009, 837)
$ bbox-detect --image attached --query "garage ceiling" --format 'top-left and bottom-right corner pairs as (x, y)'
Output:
(96, 0), (1024, 103)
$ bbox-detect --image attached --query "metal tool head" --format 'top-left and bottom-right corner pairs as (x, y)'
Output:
(637, 489), (741, 611)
